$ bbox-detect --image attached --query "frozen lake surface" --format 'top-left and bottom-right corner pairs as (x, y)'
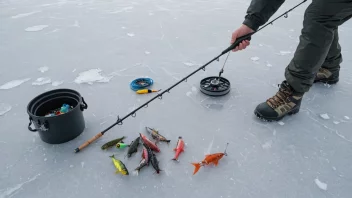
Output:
(1, 0), (352, 197)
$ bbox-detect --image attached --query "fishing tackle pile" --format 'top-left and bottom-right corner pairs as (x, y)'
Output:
(106, 126), (174, 176)
(45, 103), (73, 117)
(74, 0), (308, 154)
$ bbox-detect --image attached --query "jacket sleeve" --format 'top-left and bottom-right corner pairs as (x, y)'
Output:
(243, 0), (286, 31)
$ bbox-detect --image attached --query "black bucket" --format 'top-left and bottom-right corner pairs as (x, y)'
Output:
(27, 89), (88, 144)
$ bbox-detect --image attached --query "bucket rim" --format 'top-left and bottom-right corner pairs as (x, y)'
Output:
(27, 88), (83, 118)
(32, 96), (80, 119)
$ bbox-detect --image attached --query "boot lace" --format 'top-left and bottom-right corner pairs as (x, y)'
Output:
(266, 83), (293, 108)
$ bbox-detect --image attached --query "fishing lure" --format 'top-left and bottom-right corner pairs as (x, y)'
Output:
(134, 147), (150, 175)
(172, 136), (185, 161)
(116, 143), (129, 149)
(191, 143), (229, 175)
(101, 136), (126, 150)
(126, 136), (140, 158)
(109, 155), (129, 175)
(134, 158), (148, 175)
(146, 127), (171, 144)
(139, 133), (160, 153)
(150, 151), (162, 174)
(136, 89), (160, 94)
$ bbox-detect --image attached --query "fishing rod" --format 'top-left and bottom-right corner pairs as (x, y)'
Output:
(74, 0), (307, 153)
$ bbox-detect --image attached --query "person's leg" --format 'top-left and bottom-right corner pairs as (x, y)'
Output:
(314, 28), (342, 84)
(254, 0), (352, 121)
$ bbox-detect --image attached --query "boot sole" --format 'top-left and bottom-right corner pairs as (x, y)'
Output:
(313, 78), (339, 85)
(254, 106), (300, 122)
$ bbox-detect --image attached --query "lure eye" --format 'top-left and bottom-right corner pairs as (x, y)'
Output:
(116, 144), (120, 148)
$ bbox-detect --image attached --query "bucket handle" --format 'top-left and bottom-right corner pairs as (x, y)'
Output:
(28, 117), (49, 132)
(80, 97), (88, 111)
(28, 117), (37, 132)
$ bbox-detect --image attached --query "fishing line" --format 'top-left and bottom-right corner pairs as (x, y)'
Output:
(74, 0), (308, 153)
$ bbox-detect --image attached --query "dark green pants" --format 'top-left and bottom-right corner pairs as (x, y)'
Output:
(285, 0), (352, 93)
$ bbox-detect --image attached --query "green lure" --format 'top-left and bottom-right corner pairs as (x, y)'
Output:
(116, 143), (129, 149)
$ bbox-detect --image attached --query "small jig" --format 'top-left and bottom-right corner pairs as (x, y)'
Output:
(136, 89), (161, 94)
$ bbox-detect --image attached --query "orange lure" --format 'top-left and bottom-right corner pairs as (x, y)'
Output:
(191, 143), (229, 175)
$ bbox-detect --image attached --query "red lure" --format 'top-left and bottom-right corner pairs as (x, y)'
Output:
(172, 136), (185, 161)
(139, 133), (160, 153)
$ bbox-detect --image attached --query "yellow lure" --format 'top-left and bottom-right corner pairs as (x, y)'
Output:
(136, 89), (160, 94)
(109, 155), (129, 175)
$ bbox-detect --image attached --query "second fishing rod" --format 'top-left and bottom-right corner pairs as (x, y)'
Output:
(74, 0), (308, 153)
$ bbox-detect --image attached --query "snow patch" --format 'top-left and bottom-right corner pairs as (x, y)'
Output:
(191, 86), (197, 92)
(44, 158), (47, 161)
(250, 57), (259, 62)
(11, 11), (41, 19)
(25, 25), (49, 32)
(52, 81), (63, 86)
(344, 116), (350, 120)
(74, 69), (113, 84)
(262, 140), (272, 149)
(277, 121), (285, 126)
(70, 165), (74, 168)
(314, 178), (327, 190)
(183, 61), (201, 67)
(81, 162), (85, 168)
(0, 78), (31, 89)
(38, 66), (49, 73)
(333, 121), (340, 125)
(127, 33), (135, 37)
(320, 113), (330, 120)
(32, 77), (51, 85)
(266, 61), (272, 67)
(145, 51), (151, 55)
(0, 103), (12, 116)
(186, 91), (192, 97)
(277, 51), (291, 55)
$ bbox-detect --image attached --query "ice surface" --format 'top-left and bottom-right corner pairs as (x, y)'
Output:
(1, 0), (351, 197)
(0, 78), (31, 89)
(344, 116), (350, 120)
(314, 178), (327, 191)
(0, 103), (12, 116)
(32, 77), (51, 85)
(74, 69), (113, 84)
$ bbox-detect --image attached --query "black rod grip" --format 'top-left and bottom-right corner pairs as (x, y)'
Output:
(222, 33), (254, 54)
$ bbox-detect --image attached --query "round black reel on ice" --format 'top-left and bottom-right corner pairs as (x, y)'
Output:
(199, 76), (231, 96)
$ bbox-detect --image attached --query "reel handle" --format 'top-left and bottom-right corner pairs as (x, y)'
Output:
(222, 33), (254, 54)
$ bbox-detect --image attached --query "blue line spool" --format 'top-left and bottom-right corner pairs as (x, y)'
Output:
(130, 78), (154, 91)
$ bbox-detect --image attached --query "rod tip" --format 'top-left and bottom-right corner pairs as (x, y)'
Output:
(74, 148), (80, 153)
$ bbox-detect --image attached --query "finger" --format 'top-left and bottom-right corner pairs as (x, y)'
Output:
(238, 43), (242, 50)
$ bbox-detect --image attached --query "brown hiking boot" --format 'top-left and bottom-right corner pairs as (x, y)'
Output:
(254, 81), (303, 121)
(314, 68), (339, 84)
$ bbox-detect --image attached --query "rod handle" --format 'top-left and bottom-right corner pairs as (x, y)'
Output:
(222, 33), (254, 54)
(74, 132), (103, 153)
